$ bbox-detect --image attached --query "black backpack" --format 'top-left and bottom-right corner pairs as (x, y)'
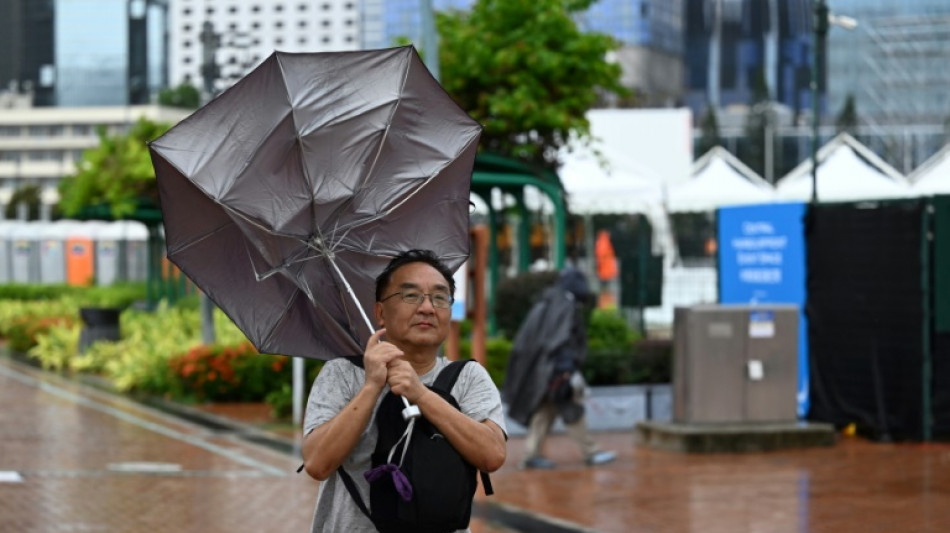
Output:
(338, 358), (493, 533)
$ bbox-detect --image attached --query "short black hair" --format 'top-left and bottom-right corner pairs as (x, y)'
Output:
(375, 249), (456, 301)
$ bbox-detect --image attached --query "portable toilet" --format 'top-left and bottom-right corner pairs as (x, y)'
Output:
(38, 221), (69, 284)
(65, 222), (97, 286)
(0, 220), (21, 284)
(120, 220), (149, 282)
(10, 222), (41, 284)
(94, 221), (121, 286)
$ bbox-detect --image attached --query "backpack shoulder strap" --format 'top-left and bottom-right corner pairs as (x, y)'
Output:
(432, 359), (475, 393)
(431, 358), (495, 496)
(337, 467), (372, 520)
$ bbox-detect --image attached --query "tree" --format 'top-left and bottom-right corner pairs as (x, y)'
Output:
(437, 0), (626, 168)
(695, 106), (721, 157)
(158, 82), (201, 109)
(4, 185), (43, 220)
(835, 93), (858, 135)
(58, 118), (170, 219)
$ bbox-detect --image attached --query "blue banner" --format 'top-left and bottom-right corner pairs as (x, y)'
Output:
(718, 202), (808, 417)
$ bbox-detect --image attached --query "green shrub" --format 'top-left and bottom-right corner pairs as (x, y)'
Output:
(484, 337), (512, 388)
(27, 321), (81, 371)
(168, 342), (286, 402)
(583, 338), (672, 386)
(0, 283), (146, 308)
(493, 270), (559, 338)
(586, 308), (638, 352)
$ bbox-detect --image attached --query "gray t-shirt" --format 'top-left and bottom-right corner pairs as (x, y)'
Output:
(304, 357), (507, 533)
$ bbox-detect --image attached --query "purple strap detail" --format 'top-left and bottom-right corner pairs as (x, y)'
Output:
(364, 463), (414, 502)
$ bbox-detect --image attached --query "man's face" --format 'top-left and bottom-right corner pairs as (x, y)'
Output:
(374, 261), (452, 351)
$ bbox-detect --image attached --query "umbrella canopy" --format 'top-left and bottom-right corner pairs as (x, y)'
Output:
(150, 46), (481, 360)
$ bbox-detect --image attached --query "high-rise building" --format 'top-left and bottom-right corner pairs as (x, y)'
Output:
(362, 0), (685, 106)
(361, 0), (470, 51)
(684, 0), (813, 119)
(825, 0), (950, 126)
(0, 0), (167, 107)
(168, 0), (362, 95)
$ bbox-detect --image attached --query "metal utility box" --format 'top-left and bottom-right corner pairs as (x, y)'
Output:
(673, 305), (799, 424)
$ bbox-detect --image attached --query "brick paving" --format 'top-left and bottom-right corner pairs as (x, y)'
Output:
(3, 354), (950, 533)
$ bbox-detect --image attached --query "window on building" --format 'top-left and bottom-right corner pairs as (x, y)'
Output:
(183, 40), (192, 48)
(183, 8), (192, 15)
(206, 6), (214, 14)
(345, 2), (355, 9)
(229, 22), (238, 30)
(298, 37), (307, 45)
(345, 19), (354, 26)
(0, 126), (20, 137)
(322, 20), (331, 27)
(322, 36), (331, 44)
(184, 56), (193, 64)
(321, 3), (331, 10)
(252, 5), (260, 13)
(275, 4), (284, 12)
(252, 21), (260, 29)
(229, 6), (238, 14)
(183, 24), (192, 32)
(299, 3), (308, 11)
(275, 37), (284, 45)
(0, 151), (20, 161)
(26, 150), (59, 161)
(299, 20), (307, 28)
(72, 124), (92, 136)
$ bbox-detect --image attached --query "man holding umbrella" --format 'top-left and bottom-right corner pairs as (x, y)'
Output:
(302, 249), (507, 532)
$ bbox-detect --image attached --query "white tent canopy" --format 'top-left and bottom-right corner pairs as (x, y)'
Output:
(909, 143), (950, 195)
(776, 133), (910, 202)
(667, 146), (775, 213)
(558, 144), (664, 215)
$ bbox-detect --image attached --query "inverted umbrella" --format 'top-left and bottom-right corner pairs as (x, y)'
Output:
(149, 47), (480, 371)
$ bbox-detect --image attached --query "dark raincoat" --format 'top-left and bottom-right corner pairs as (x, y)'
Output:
(502, 269), (591, 426)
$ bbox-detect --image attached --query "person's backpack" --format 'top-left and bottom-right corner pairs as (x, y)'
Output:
(337, 359), (493, 533)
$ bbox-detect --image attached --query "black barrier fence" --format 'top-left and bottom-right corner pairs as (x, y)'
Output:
(806, 197), (950, 441)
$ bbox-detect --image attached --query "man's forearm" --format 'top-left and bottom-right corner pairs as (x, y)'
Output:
(302, 383), (382, 480)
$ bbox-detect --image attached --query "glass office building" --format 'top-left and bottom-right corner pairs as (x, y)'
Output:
(366, 0), (683, 56)
(577, 0), (684, 54)
(0, 0), (167, 107)
(684, 0), (814, 119)
(824, 0), (950, 126)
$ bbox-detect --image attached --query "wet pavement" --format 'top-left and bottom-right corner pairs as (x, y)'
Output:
(2, 354), (950, 532)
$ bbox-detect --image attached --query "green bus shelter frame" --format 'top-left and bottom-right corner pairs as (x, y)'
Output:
(471, 153), (567, 333)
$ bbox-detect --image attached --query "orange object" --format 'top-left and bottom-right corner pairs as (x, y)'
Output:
(65, 238), (95, 286)
(595, 230), (618, 281)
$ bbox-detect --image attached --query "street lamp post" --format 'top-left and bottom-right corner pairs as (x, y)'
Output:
(811, 0), (829, 204)
(811, 2), (857, 203)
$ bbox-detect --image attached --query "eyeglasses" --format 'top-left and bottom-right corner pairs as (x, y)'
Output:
(379, 290), (453, 309)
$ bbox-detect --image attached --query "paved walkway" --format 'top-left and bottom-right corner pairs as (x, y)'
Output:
(2, 354), (950, 532)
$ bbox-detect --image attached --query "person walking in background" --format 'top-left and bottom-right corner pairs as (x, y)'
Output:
(502, 267), (616, 469)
